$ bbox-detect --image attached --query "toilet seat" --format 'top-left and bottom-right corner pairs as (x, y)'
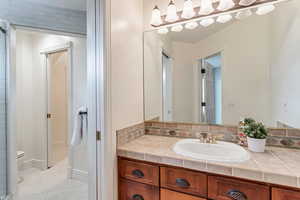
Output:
(17, 151), (25, 159)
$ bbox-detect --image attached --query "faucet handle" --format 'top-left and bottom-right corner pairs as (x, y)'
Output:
(199, 132), (208, 143)
(214, 134), (224, 140)
(200, 132), (208, 138)
(211, 134), (224, 144)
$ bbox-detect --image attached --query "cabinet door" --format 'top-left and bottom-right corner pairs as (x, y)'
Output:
(161, 167), (207, 197)
(208, 176), (270, 200)
(119, 159), (159, 186)
(119, 179), (159, 200)
(272, 188), (300, 200)
(161, 189), (206, 200)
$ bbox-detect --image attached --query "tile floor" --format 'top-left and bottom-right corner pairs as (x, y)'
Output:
(15, 159), (88, 200)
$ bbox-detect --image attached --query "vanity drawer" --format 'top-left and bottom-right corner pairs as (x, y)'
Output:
(160, 167), (207, 197)
(161, 189), (206, 200)
(119, 179), (159, 200)
(272, 188), (300, 200)
(208, 176), (270, 200)
(118, 159), (159, 186)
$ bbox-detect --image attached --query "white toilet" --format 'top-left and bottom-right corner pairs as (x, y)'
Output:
(17, 151), (25, 183)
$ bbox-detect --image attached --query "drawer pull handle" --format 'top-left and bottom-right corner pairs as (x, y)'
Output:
(175, 178), (190, 188)
(226, 190), (247, 200)
(132, 194), (144, 200)
(132, 169), (144, 178)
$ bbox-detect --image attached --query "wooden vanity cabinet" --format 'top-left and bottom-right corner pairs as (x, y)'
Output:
(119, 179), (159, 200)
(272, 188), (300, 200)
(161, 189), (206, 200)
(118, 157), (300, 200)
(208, 176), (270, 200)
(161, 167), (207, 197)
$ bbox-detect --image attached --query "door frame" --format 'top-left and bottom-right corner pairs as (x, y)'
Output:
(162, 52), (173, 122)
(198, 50), (225, 124)
(40, 42), (73, 169)
(4, 0), (109, 199)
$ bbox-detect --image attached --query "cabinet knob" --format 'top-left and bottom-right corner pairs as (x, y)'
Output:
(132, 194), (144, 200)
(175, 178), (190, 188)
(132, 169), (144, 178)
(227, 189), (247, 200)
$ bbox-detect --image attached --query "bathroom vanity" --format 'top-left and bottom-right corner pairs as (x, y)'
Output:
(117, 134), (300, 200)
(118, 157), (300, 200)
(126, 0), (300, 198)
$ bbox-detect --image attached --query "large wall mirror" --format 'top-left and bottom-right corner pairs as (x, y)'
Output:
(144, 0), (300, 129)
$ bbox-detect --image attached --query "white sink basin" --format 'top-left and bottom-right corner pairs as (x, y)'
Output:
(173, 139), (250, 163)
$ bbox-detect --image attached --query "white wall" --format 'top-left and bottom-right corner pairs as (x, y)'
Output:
(144, 32), (174, 121)
(172, 41), (197, 122)
(270, 0), (300, 128)
(16, 30), (87, 173)
(110, 0), (144, 199)
(16, 32), (35, 165)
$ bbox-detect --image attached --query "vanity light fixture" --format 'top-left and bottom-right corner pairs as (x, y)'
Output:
(157, 27), (169, 34)
(256, 4), (275, 15)
(199, 0), (215, 15)
(235, 9), (252, 19)
(150, 5), (162, 26)
(217, 0), (235, 11)
(185, 21), (199, 29)
(150, 0), (288, 29)
(182, 0), (196, 19)
(217, 14), (233, 23)
(171, 24), (184, 32)
(239, 0), (256, 6)
(166, 0), (179, 22)
(200, 18), (215, 27)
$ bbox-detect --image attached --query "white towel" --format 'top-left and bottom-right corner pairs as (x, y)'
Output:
(71, 106), (87, 147)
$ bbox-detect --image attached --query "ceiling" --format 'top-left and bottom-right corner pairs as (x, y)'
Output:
(15, 0), (87, 11)
(168, 21), (234, 43)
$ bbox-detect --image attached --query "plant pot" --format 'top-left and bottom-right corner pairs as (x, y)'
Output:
(247, 137), (266, 153)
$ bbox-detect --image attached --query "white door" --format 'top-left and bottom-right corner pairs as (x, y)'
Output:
(0, 25), (7, 200)
(162, 53), (173, 121)
(47, 50), (69, 168)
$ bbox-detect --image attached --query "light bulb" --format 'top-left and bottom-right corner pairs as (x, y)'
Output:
(157, 28), (169, 34)
(165, 1), (179, 22)
(199, 0), (214, 15)
(171, 25), (183, 32)
(256, 4), (275, 15)
(216, 14), (232, 23)
(217, 0), (235, 11)
(200, 18), (215, 27)
(182, 0), (196, 19)
(185, 21), (198, 29)
(235, 10), (252, 20)
(239, 0), (256, 6)
(150, 6), (162, 26)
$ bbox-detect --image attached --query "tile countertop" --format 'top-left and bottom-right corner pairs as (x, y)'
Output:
(117, 135), (300, 188)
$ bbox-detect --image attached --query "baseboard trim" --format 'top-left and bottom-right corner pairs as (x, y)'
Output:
(69, 168), (88, 183)
(22, 159), (46, 170)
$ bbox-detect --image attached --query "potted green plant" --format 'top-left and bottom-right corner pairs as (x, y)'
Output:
(240, 118), (268, 152)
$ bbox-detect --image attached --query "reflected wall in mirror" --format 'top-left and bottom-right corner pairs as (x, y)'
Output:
(144, 0), (300, 129)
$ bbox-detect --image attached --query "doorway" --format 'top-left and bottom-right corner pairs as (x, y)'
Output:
(0, 0), (106, 199)
(162, 52), (173, 122)
(0, 24), (7, 200)
(200, 53), (222, 124)
(13, 29), (88, 200)
(45, 48), (70, 168)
